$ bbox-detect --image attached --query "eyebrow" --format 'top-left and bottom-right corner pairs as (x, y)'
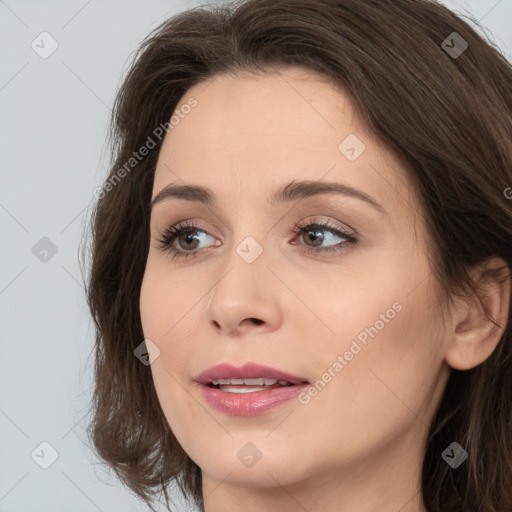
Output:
(150, 179), (386, 215)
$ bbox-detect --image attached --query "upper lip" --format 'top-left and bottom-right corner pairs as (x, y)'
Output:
(195, 362), (309, 385)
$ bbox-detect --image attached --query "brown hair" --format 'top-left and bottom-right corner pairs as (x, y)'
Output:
(83, 0), (512, 510)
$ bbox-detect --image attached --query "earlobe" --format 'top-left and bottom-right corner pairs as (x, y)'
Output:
(444, 257), (511, 371)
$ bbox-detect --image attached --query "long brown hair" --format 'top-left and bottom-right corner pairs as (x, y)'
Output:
(83, 0), (512, 510)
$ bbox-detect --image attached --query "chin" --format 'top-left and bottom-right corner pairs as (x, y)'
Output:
(198, 448), (310, 489)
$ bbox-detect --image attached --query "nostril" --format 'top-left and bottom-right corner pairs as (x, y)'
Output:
(249, 318), (264, 325)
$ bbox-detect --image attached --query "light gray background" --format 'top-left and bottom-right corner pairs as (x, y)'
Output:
(1, 1), (511, 511)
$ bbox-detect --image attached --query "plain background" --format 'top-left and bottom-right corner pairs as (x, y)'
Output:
(1, 1), (511, 510)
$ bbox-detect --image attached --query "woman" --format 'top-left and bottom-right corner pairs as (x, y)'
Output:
(84, 0), (512, 510)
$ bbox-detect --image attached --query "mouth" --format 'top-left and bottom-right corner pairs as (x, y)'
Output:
(195, 362), (309, 390)
(195, 362), (310, 415)
(206, 377), (304, 394)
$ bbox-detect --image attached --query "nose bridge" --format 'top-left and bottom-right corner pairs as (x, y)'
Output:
(219, 206), (271, 284)
(211, 231), (268, 303)
(205, 226), (282, 333)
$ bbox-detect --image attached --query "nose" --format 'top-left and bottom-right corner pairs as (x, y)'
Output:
(205, 243), (283, 337)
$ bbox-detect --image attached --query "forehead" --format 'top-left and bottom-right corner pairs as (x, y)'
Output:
(159, 67), (353, 164)
(153, 67), (414, 214)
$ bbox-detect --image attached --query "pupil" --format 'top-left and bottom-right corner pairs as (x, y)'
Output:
(306, 230), (323, 247)
(181, 232), (199, 249)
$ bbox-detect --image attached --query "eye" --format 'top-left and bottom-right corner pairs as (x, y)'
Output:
(156, 220), (219, 259)
(156, 218), (358, 259)
(291, 219), (358, 254)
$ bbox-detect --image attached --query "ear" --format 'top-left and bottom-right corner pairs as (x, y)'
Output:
(445, 257), (511, 371)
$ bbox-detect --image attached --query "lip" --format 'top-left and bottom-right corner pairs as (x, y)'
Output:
(195, 362), (310, 416)
(195, 362), (309, 385)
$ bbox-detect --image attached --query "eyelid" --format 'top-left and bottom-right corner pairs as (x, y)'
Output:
(155, 216), (359, 259)
(293, 215), (358, 237)
(155, 215), (355, 238)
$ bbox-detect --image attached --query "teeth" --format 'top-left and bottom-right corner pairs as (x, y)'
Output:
(218, 385), (268, 394)
(244, 378), (265, 385)
(210, 378), (287, 386)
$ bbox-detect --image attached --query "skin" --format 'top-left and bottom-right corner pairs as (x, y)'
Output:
(139, 66), (509, 512)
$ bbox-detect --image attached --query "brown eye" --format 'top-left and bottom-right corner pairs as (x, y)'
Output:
(157, 222), (218, 258)
(293, 222), (358, 253)
(176, 230), (201, 250)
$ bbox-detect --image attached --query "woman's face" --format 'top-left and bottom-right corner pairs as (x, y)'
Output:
(140, 67), (452, 501)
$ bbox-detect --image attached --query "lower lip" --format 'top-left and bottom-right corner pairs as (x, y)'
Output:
(199, 383), (309, 416)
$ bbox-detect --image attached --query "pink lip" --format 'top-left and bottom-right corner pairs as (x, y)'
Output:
(195, 362), (308, 385)
(195, 362), (309, 416)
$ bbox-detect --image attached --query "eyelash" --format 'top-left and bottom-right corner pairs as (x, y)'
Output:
(156, 219), (359, 259)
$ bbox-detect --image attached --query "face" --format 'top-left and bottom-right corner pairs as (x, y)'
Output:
(139, 67), (452, 496)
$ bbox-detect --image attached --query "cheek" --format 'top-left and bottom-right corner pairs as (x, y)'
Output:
(283, 291), (443, 477)
(139, 263), (206, 428)
(139, 260), (200, 349)
(314, 274), (445, 430)
(307, 253), (445, 420)
(317, 238), (441, 367)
